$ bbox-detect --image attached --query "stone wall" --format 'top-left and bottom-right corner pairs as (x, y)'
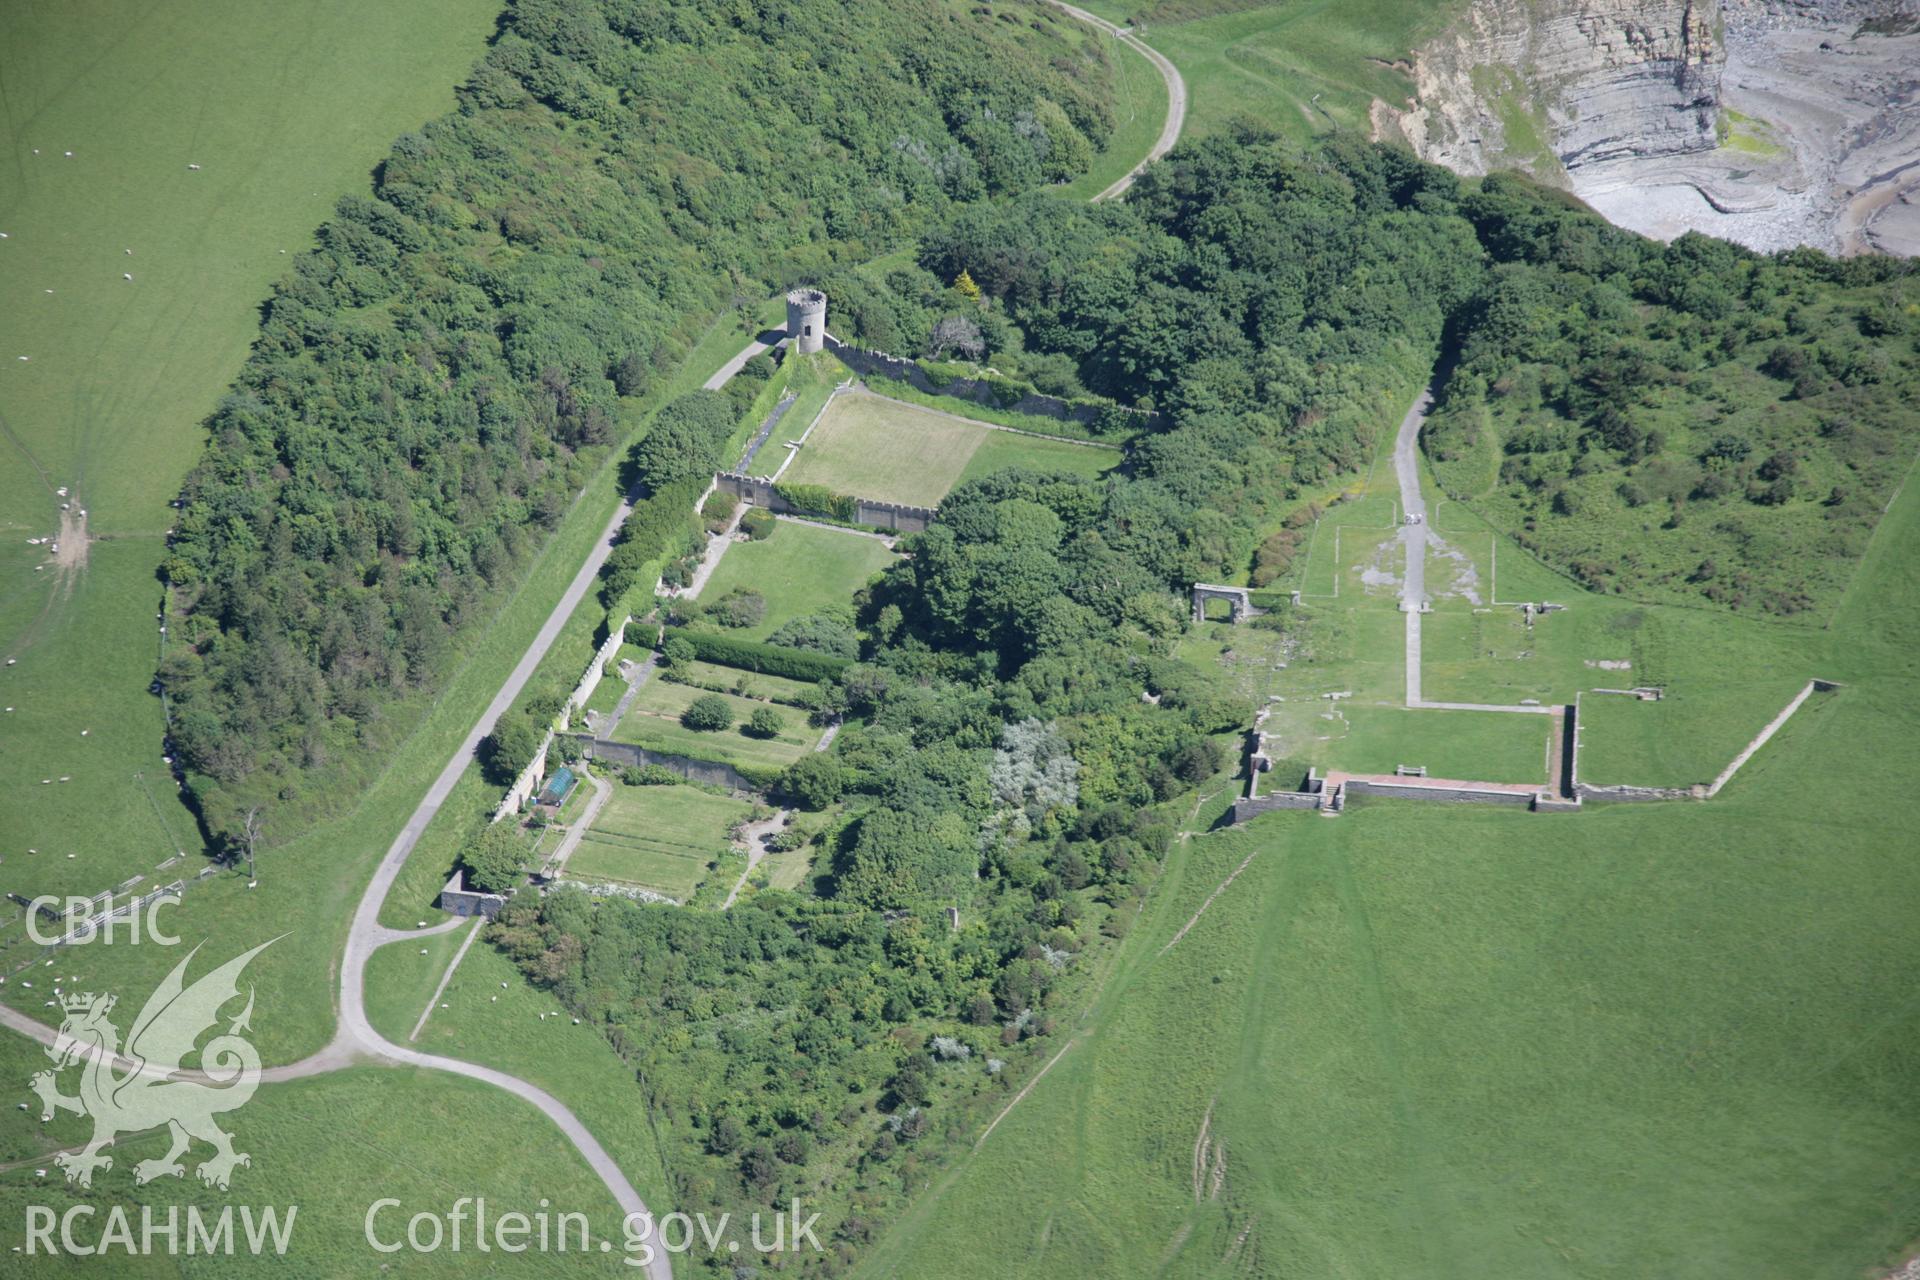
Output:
(1342, 777), (1538, 807)
(568, 615), (633, 730)
(1575, 781), (1703, 802)
(852, 497), (938, 534)
(716, 471), (777, 508)
(1557, 698), (1579, 799)
(825, 337), (1155, 432)
(714, 472), (937, 535)
(439, 870), (508, 919)
(494, 729), (555, 822)
(1232, 790), (1327, 822)
(580, 737), (762, 793)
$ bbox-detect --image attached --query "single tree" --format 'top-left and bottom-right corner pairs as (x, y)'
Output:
(464, 822), (532, 895)
(682, 693), (733, 731)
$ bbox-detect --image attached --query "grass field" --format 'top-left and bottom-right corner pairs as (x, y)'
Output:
(359, 940), (677, 1240)
(1303, 704), (1552, 784)
(609, 680), (819, 771)
(566, 783), (752, 900)
(1249, 425), (1838, 799)
(1075, 0), (1459, 144)
(0, 0), (499, 1006)
(781, 390), (1118, 508)
(0, 302), (782, 1062)
(0, 1032), (636, 1273)
(695, 520), (898, 641)
(857, 410), (1920, 1280)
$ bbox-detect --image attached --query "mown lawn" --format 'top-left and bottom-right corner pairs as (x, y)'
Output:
(1319, 704), (1552, 785)
(694, 520), (898, 641)
(609, 680), (818, 771)
(782, 391), (1117, 507)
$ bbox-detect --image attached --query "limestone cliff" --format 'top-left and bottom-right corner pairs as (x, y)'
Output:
(1377, 0), (1920, 255)
(1376, 0), (1721, 186)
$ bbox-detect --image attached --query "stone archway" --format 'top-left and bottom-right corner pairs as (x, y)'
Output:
(1191, 583), (1255, 623)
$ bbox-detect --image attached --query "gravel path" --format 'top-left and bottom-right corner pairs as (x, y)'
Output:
(1046, 1), (1187, 202)
(1391, 388), (1433, 705)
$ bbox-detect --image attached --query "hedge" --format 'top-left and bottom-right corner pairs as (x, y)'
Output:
(664, 628), (852, 683)
(774, 481), (856, 523)
(600, 477), (707, 606)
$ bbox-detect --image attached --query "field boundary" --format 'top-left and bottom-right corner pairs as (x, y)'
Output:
(1705, 678), (1835, 797)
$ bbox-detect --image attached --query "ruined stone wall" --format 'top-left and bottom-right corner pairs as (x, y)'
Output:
(1342, 778), (1539, 807)
(440, 870), (508, 919)
(1232, 791), (1327, 822)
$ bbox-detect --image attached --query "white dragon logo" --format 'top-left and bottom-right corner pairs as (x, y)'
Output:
(29, 938), (276, 1190)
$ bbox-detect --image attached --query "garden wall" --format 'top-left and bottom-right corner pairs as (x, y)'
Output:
(568, 615), (634, 729)
(825, 337), (1157, 432)
(494, 730), (555, 822)
(713, 471), (937, 534)
(1232, 790), (1326, 821)
(579, 736), (762, 794)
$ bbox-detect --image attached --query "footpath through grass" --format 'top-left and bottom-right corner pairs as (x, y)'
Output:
(1053, 16), (1173, 201)
(1073, 0), (1457, 143)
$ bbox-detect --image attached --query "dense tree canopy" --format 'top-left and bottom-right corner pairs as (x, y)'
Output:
(157, 0), (1117, 844)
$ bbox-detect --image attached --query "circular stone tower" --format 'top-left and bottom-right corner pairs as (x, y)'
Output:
(786, 288), (827, 355)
